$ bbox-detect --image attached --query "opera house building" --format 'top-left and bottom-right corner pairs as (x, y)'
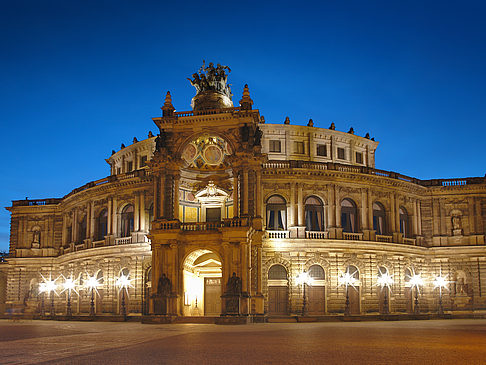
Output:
(1, 64), (485, 321)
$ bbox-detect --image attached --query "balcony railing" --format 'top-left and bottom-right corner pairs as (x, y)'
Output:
(403, 237), (416, 245)
(263, 160), (486, 187)
(115, 236), (132, 245)
(305, 231), (329, 239)
(343, 232), (363, 241)
(266, 230), (289, 239)
(181, 222), (221, 231)
(376, 234), (393, 243)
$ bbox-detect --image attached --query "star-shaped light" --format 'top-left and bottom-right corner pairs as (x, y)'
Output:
(295, 271), (314, 286)
(338, 268), (358, 289)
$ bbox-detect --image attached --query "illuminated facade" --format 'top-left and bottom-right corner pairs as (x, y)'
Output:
(2, 64), (486, 320)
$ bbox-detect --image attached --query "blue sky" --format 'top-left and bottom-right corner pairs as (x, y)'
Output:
(1, 0), (485, 252)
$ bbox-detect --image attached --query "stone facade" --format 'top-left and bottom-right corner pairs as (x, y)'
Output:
(3, 67), (486, 319)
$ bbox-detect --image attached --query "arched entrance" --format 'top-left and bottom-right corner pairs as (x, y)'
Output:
(267, 264), (289, 315)
(182, 249), (222, 316)
(307, 264), (326, 315)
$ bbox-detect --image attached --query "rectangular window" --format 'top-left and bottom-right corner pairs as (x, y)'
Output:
(140, 155), (148, 167)
(337, 147), (345, 160)
(356, 152), (363, 164)
(127, 161), (133, 171)
(316, 144), (327, 157)
(117, 167), (121, 175)
(269, 140), (281, 153)
(295, 141), (304, 154)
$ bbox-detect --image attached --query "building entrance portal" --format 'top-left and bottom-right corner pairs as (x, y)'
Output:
(182, 249), (222, 316)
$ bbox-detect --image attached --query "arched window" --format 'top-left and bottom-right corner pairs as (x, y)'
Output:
(266, 195), (287, 230)
(305, 196), (324, 231)
(121, 205), (134, 237)
(399, 207), (410, 238)
(404, 268), (413, 286)
(97, 209), (108, 240)
(341, 199), (358, 233)
(373, 202), (386, 235)
(120, 267), (130, 279)
(346, 265), (360, 281)
(308, 265), (325, 280)
(268, 264), (288, 280)
(78, 215), (87, 243)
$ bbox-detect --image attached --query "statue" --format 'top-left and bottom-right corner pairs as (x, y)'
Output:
(187, 60), (232, 99)
(157, 274), (172, 296)
(226, 272), (242, 294)
(253, 126), (263, 146)
(452, 214), (462, 236)
(32, 230), (40, 244)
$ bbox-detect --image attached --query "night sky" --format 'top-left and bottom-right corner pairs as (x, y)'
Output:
(1, 0), (485, 252)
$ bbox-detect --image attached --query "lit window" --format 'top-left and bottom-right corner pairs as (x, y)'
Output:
(356, 152), (363, 164)
(295, 141), (304, 154)
(266, 195), (287, 230)
(269, 140), (281, 153)
(305, 196), (324, 231)
(317, 144), (327, 157)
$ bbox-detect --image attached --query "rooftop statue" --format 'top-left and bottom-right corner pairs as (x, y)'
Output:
(187, 61), (233, 110)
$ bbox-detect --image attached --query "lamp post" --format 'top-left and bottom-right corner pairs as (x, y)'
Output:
(38, 282), (47, 317)
(62, 277), (77, 319)
(295, 271), (313, 316)
(42, 277), (58, 319)
(85, 275), (100, 317)
(116, 274), (131, 321)
(433, 274), (448, 316)
(409, 274), (424, 315)
(377, 271), (394, 315)
(338, 270), (357, 316)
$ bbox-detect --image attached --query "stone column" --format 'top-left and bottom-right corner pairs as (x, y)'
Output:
(173, 174), (180, 220)
(159, 174), (166, 219)
(140, 191), (146, 232)
(412, 199), (418, 236)
(107, 197), (112, 235)
(233, 172), (239, 218)
(90, 201), (95, 239)
(297, 184), (304, 226)
(73, 209), (78, 243)
(112, 197), (118, 237)
(367, 189), (373, 229)
(134, 193), (140, 232)
(62, 214), (67, 246)
(290, 182), (296, 227)
(417, 200), (422, 236)
(361, 189), (368, 230)
(335, 188), (341, 227)
(243, 169), (249, 215)
(327, 185), (335, 228)
(390, 194), (396, 233)
(255, 170), (262, 217)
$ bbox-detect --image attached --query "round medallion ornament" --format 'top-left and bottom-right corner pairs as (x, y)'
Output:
(182, 144), (197, 163)
(203, 145), (223, 165)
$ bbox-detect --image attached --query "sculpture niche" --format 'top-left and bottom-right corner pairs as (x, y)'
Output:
(187, 61), (234, 111)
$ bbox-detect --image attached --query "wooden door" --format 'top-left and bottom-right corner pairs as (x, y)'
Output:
(405, 287), (413, 313)
(268, 286), (288, 315)
(204, 278), (221, 316)
(348, 287), (360, 315)
(308, 286), (325, 315)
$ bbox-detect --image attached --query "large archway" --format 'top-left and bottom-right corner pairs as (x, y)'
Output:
(182, 249), (222, 316)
